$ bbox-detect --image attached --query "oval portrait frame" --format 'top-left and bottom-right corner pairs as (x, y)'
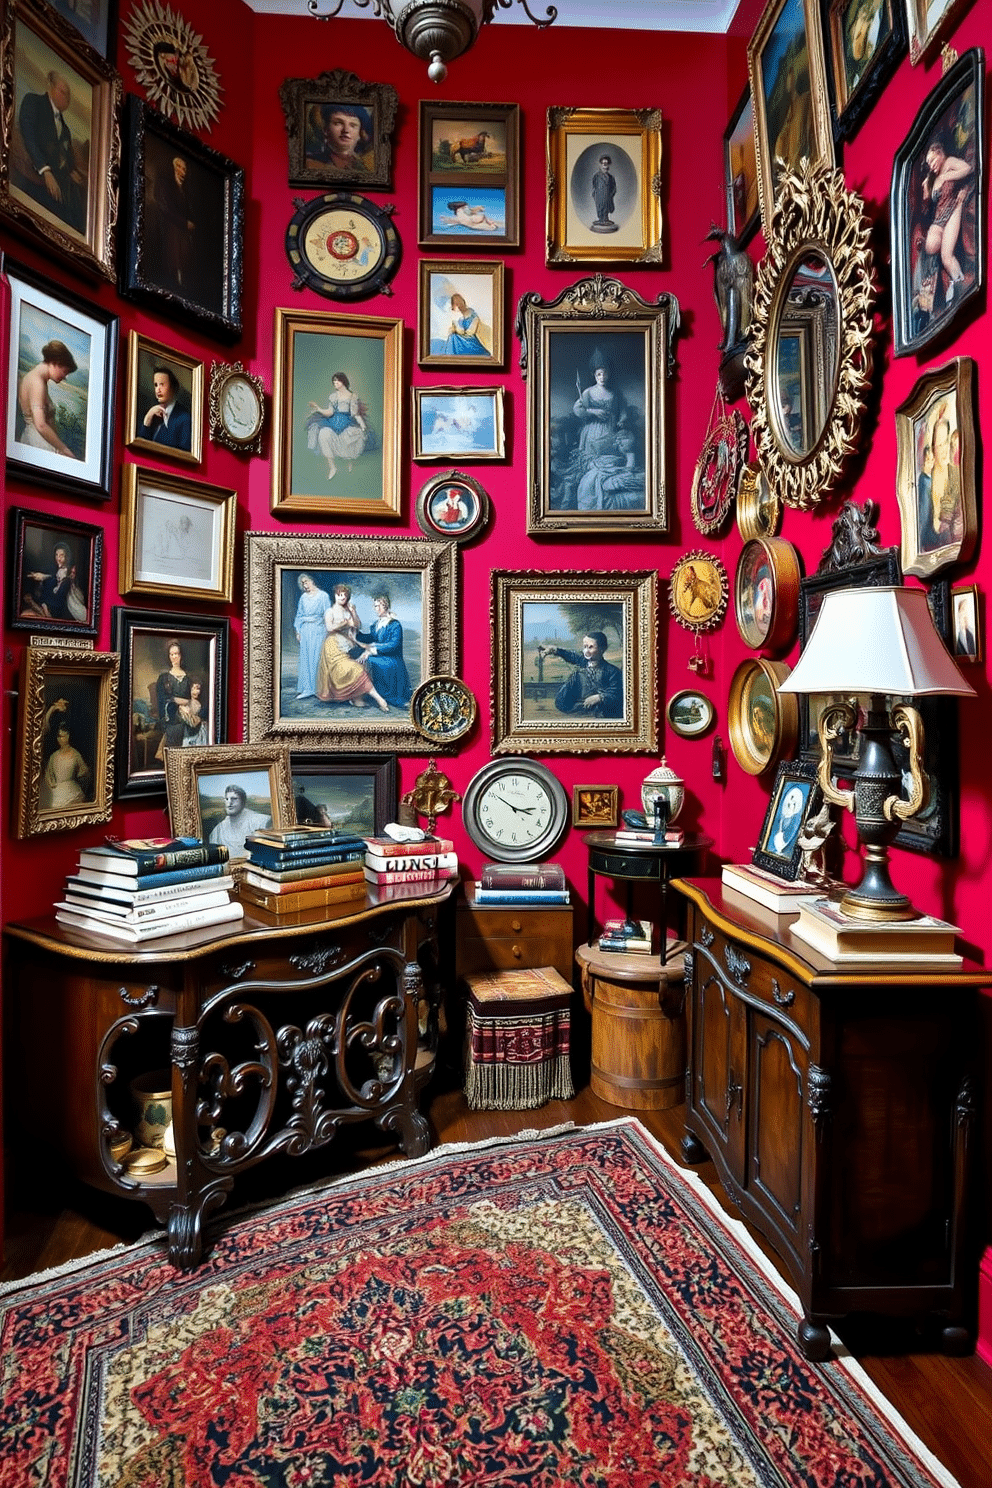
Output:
(415, 469), (491, 545)
(734, 536), (802, 653)
(668, 550), (729, 634)
(667, 689), (716, 739)
(727, 657), (798, 777)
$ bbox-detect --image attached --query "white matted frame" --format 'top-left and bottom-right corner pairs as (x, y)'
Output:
(546, 106), (663, 266)
(119, 465), (236, 604)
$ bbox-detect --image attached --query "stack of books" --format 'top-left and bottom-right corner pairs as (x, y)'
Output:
(790, 898), (963, 966)
(56, 837), (242, 942)
(240, 827), (367, 913)
(363, 834), (458, 888)
(597, 917), (653, 955)
(472, 861), (569, 906)
(722, 861), (822, 914)
(613, 825), (685, 847)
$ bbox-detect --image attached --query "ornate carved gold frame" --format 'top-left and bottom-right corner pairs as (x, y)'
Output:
(744, 160), (875, 512)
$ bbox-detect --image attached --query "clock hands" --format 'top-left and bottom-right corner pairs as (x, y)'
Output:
(496, 790), (537, 816)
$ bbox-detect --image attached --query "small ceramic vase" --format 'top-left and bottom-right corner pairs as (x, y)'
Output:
(130, 1071), (172, 1149)
(641, 757), (685, 826)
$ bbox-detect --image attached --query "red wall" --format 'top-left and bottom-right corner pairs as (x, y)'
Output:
(2, 4), (991, 1248)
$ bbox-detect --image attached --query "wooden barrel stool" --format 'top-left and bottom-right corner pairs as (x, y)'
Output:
(576, 941), (687, 1110)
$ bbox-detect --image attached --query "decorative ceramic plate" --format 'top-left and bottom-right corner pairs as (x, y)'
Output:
(668, 551), (729, 634)
(727, 657), (798, 776)
(736, 461), (782, 540)
(666, 689), (716, 739)
(285, 193), (401, 301)
(690, 407), (749, 535)
(415, 470), (490, 544)
(410, 675), (477, 744)
(734, 537), (802, 652)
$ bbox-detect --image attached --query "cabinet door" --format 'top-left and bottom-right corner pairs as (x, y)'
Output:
(747, 1007), (811, 1277)
(689, 953), (747, 1179)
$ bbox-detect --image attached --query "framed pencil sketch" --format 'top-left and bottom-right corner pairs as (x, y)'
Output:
(41, 0), (116, 60)
(890, 49), (984, 359)
(271, 307), (402, 519)
(516, 275), (678, 534)
(164, 744), (294, 862)
(0, 0), (120, 279)
(894, 357), (976, 581)
(9, 506), (103, 637)
(824, 0), (906, 143)
(748, 0), (835, 233)
(418, 260), (504, 369)
(124, 330), (203, 466)
(490, 568), (658, 756)
(546, 106), (663, 266)
(13, 641), (119, 839)
(111, 606), (230, 799)
(411, 386), (505, 462)
(244, 532), (458, 754)
(278, 69), (398, 191)
(119, 95), (244, 340)
(724, 86), (760, 245)
(3, 253), (117, 501)
(951, 584), (981, 663)
(119, 466), (237, 605)
(418, 99), (519, 249)
(905, 0), (972, 63)
(290, 751), (397, 835)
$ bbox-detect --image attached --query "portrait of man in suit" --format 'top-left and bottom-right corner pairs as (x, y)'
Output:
(140, 365), (192, 453)
(12, 36), (91, 238)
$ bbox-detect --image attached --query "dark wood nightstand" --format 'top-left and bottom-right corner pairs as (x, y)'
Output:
(456, 882), (575, 984)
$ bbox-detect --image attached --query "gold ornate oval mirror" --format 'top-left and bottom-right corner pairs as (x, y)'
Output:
(745, 161), (875, 511)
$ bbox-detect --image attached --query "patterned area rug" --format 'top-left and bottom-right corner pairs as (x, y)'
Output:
(0, 1119), (960, 1488)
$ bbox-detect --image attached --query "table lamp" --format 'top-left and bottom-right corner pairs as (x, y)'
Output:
(777, 586), (974, 922)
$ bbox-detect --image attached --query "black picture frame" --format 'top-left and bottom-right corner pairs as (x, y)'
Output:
(289, 751), (397, 836)
(752, 757), (823, 881)
(278, 69), (398, 191)
(890, 47), (985, 359)
(284, 191), (401, 302)
(3, 252), (118, 501)
(823, 0), (907, 144)
(42, 0), (117, 60)
(9, 506), (103, 637)
(110, 606), (230, 799)
(118, 94), (244, 341)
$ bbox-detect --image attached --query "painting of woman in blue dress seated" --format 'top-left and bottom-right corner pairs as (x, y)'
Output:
(306, 373), (374, 481)
(353, 590), (412, 708)
(443, 294), (489, 357)
(549, 348), (646, 513)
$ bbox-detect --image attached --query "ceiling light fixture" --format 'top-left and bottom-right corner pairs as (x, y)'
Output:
(306, 0), (557, 83)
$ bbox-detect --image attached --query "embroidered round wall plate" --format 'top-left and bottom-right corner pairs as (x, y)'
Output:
(285, 193), (401, 301)
(668, 551), (729, 634)
(410, 676), (477, 744)
(690, 407), (749, 535)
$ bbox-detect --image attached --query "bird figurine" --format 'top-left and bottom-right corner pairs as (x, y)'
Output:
(704, 223), (755, 353)
(797, 799), (838, 888)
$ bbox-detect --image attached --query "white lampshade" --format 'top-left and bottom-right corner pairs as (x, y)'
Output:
(778, 586), (975, 699)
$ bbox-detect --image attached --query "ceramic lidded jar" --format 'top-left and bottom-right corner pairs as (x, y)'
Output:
(640, 757), (685, 827)
(130, 1071), (172, 1149)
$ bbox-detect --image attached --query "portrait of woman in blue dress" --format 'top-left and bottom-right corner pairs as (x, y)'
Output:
(293, 572), (332, 699)
(354, 590), (411, 707)
(306, 373), (372, 481)
(444, 294), (489, 356)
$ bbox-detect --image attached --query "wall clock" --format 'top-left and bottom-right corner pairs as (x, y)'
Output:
(463, 758), (570, 864)
(410, 675), (477, 745)
(285, 193), (401, 301)
(734, 537), (801, 652)
(209, 361), (265, 454)
(727, 657), (798, 776)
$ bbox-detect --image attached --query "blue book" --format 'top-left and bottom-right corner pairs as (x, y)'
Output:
(72, 859), (233, 891)
(78, 838), (228, 876)
(472, 885), (570, 905)
(244, 841), (366, 870)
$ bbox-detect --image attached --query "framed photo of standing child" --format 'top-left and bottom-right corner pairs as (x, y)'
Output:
(546, 106), (663, 265)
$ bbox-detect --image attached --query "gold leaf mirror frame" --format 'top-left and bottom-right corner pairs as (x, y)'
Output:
(744, 160), (875, 512)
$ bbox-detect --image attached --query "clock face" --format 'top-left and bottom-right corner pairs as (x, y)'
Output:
(221, 376), (262, 439)
(463, 759), (569, 863)
(286, 193), (401, 302)
(410, 676), (476, 743)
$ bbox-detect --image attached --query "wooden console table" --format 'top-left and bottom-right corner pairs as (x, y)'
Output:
(675, 877), (987, 1359)
(5, 882), (452, 1269)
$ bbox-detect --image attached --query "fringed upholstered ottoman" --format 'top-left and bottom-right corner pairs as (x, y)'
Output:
(463, 965), (575, 1111)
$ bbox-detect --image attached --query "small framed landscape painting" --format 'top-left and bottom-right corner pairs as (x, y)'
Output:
(419, 101), (519, 250)
(411, 386), (505, 462)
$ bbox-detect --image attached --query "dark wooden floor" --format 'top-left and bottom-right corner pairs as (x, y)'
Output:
(3, 1081), (992, 1488)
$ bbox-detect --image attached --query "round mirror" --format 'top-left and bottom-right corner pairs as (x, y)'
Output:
(770, 250), (840, 460)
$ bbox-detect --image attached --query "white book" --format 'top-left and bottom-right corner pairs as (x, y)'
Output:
(790, 911), (962, 967)
(722, 863), (822, 914)
(364, 851), (458, 874)
(58, 887), (232, 923)
(55, 899), (244, 943)
(65, 873), (236, 907)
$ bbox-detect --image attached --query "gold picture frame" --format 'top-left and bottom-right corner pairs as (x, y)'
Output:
(490, 568), (657, 756)
(546, 106), (663, 266)
(727, 657), (798, 777)
(411, 385), (505, 463)
(243, 531), (458, 754)
(894, 357), (977, 582)
(668, 552), (729, 634)
(124, 330), (204, 466)
(164, 743), (295, 863)
(13, 641), (119, 839)
(748, 0), (835, 235)
(418, 259), (504, 369)
(0, 0), (120, 280)
(271, 306), (402, 520)
(516, 275), (678, 535)
(572, 784), (620, 830)
(119, 465), (236, 605)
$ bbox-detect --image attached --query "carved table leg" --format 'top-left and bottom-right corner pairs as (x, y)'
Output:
(797, 1316), (834, 1361)
(681, 1130), (708, 1164)
(381, 1103), (432, 1158)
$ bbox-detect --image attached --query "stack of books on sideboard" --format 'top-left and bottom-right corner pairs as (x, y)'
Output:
(473, 861), (569, 905)
(363, 834), (458, 888)
(56, 837), (243, 942)
(240, 826), (368, 913)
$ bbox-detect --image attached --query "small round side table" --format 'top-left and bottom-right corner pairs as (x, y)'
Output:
(583, 830), (713, 961)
